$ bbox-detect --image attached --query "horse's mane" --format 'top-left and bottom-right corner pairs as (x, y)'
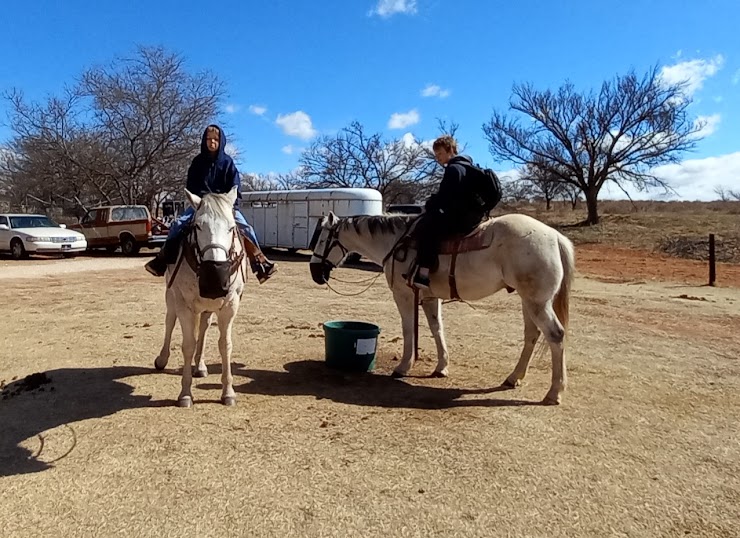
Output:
(340, 214), (418, 237)
(198, 193), (236, 224)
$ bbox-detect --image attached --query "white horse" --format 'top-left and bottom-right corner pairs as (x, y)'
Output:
(153, 187), (247, 407)
(309, 212), (575, 404)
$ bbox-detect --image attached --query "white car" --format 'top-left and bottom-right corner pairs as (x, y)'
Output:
(0, 213), (88, 260)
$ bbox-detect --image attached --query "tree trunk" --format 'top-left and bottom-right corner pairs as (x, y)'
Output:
(584, 188), (600, 224)
(585, 189), (599, 226)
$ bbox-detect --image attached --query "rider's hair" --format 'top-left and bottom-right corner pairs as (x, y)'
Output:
(432, 135), (458, 154)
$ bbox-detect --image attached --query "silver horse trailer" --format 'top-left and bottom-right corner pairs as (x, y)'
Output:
(239, 188), (383, 251)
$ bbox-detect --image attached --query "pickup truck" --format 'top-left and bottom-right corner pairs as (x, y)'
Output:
(69, 205), (168, 255)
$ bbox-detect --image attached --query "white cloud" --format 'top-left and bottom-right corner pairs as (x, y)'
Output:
(369, 0), (417, 17)
(733, 69), (740, 85)
(281, 145), (295, 155)
(421, 84), (451, 98)
(224, 142), (241, 159)
(224, 104), (240, 114)
(654, 152), (740, 200)
(276, 111), (317, 140)
(495, 167), (523, 187)
(600, 152), (740, 201)
(659, 54), (724, 97)
(692, 114), (721, 139)
(400, 132), (417, 148)
(249, 105), (267, 116)
(388, 109), (420, 129)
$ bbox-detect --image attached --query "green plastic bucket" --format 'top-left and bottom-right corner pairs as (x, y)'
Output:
(323, 320), (381, 372)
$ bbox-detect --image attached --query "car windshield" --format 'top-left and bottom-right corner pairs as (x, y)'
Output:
(9, 216), (59, 228)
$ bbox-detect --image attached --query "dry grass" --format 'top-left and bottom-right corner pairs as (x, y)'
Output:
(502, 200), (740, 263)
(1, 256), (739, 537)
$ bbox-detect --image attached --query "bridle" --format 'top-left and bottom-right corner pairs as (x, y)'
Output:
(189, 225), (241, 267)
(311, 215), (417, 278)
(167, 220), (245, 290)
(311, 222), (349, 271)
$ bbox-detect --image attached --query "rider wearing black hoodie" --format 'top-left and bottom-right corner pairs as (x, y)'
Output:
(413, 136), (488, 289)
(145, 124), (276, 282)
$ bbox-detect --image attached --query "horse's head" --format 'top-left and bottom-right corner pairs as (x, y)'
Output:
(309, 212), (349, 285)
(186, 186), (240, 299)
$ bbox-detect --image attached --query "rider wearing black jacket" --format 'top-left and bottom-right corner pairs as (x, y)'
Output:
(413, 136), (488, 289)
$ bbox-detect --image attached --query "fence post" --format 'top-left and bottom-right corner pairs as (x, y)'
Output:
(709, 233), (716, 286)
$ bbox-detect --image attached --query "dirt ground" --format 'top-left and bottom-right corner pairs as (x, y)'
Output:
(1, 247), (739, 537)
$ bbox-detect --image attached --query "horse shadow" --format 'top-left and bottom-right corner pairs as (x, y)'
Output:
(199, 360), (539, 410)
(0, 365), (167, 477)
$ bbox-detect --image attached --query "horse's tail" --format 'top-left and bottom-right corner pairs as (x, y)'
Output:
(554, 233), (575, 331)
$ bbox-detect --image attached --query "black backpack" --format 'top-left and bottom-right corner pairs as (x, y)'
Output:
(461, 162), (502, 214)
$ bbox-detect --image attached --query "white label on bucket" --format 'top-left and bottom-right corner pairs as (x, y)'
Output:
(356, 338), (377, 355)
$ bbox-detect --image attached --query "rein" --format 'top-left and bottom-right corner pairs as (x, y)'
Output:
(325, 272), (384, 296)
(317, 217), (417, 298)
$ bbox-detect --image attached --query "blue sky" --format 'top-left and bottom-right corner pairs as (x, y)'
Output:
(1, 0), (738, 200)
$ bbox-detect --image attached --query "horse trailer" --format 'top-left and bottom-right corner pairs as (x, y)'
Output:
(239, 188), (383, 251)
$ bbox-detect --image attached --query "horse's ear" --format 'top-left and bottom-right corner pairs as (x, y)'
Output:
(327, 211), (339, 226)
(185, 189), (202, 209)
(226, 185), (238, 207)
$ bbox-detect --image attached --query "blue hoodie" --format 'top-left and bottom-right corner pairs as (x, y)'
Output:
(186, 124), (242, 208)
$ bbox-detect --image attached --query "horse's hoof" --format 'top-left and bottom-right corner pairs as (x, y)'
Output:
(221, 396), (236, 406)
(502, 378), (518, 389)
(177, 396), (193, 408)
(431, 370), (447, 378)
(194, 368), (208, 378)
(154, 358), (166, 371)
(542, 396), (560, 406)
(391, 371), (405, 379)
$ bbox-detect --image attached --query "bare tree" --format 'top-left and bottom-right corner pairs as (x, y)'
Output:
(560, 182), (582, 210)
(502, 178), (534, 203)
(241, 172), (299, 191)
(296, 121), (439, 204)
(3, 46), (224, 212)
(520, 162), (566, 210)
(714, 185), (740, 202)
(483, 66), (703, 224)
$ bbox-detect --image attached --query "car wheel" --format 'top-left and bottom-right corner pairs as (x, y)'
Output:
(10, 239), (27, 260)
(120, 235), (137, 256)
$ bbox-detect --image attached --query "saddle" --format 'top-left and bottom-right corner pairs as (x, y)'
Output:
(395, 218), (515, 300)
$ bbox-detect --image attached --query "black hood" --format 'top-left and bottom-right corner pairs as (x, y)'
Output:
(448, 154), (473, 167)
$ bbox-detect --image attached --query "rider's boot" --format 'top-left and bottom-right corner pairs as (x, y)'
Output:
(412, 267), (431, 290)
(241, 236), (277, 284)
(145, 236), (180, 277)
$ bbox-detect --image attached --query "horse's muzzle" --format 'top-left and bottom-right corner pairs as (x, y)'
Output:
(310, 262), (330, 285)
(199, 260), (232, 299)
